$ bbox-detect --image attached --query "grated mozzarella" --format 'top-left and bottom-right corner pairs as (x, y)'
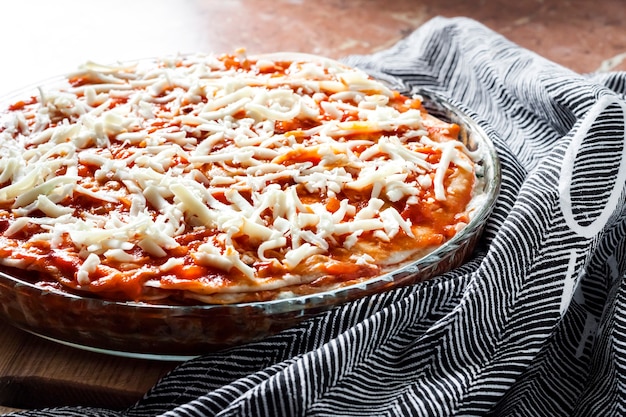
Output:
(0, 51), (479, 287)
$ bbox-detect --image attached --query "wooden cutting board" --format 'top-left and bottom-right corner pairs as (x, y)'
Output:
(0, 320), (179, 413)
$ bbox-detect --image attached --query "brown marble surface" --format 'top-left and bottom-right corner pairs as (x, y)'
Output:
(0, 0), (625, 97)
(0, 0), (625, 413)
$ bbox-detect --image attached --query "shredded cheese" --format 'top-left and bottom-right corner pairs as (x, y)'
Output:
(0, 51), (479, 301)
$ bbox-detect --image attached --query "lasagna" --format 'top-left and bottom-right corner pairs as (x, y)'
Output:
(0, 51), (481, 304)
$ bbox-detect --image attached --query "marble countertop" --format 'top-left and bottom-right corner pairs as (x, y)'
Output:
(0, 0), (624, 97)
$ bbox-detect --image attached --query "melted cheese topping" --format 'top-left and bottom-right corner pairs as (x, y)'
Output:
(0, 51), (479, 304)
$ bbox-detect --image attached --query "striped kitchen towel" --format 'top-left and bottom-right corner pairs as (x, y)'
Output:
(9, 16), (626, 417)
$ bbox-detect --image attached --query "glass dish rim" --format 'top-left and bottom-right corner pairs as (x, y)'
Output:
(0, 59), (501, 312)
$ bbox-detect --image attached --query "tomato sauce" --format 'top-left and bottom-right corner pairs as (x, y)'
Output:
(0, 53), (478, 304)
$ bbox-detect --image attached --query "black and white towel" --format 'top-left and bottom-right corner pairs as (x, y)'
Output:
(8, 16), (626, 417)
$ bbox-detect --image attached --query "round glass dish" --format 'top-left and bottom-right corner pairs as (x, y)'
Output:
(0, 58), (501, 360)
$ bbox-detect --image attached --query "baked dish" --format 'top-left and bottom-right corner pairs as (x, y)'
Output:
(0, 51), (484, 305)
(0, 52), (500, 356)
